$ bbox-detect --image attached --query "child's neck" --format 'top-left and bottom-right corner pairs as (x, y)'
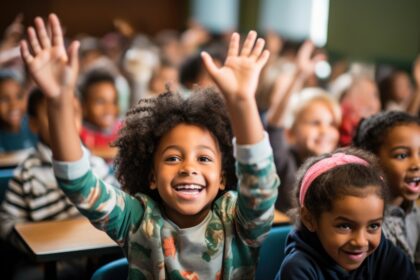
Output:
(390, 196), (413, 212)
(163, 205), (212, 228)
(0, 120), (21, 133)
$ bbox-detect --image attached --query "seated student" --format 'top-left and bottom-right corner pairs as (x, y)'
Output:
(263, 40), (339, 212)
(353, 111), (420, 275)
(0, 69), (37, 165)
(0, 88), (116, 247)
(0, 88), (117, 279)
(276, 148), (417, 279)
(22, 14), (278, 279)
(267, 88), (341, 212)
(79, 69), (122, 162)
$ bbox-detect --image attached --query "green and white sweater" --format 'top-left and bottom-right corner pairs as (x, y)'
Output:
(53, 133), (279, 279)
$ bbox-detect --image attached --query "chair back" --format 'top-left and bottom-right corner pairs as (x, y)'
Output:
(255, 225), (293, 280)
(91, 258), (128, 280)
(0, 168), (14, 203)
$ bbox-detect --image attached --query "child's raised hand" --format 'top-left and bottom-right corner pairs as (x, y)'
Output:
(20, 14), (79, 98)
(296, 40), (325, 79)
(201, 31), (269, 102)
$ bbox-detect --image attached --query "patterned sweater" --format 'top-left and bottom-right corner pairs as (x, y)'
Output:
(382, 203), (420, 274)
(53, 134), (279, 279)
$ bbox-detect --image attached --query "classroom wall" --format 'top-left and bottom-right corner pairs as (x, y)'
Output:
(0, 0), (188, 37)
(327, 0), (420, 66)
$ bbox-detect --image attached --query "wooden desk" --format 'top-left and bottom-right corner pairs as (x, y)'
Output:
(274, 210), (290, 225)
(15, 217), (120, 280)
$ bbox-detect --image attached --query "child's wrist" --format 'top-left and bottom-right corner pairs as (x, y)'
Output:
(46, 87), (74, 106)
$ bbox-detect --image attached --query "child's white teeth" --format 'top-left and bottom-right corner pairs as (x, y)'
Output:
(175, 184), (203, 191)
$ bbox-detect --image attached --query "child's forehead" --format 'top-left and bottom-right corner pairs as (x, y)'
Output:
(384, 123), (420, 143)
(295, 99), (338, 121)
(87, 81), (116, 92)
(157, 123), (221, 150)
(326, 191), (384, 218)
(84, 81), (118, 101)
(0, 78), (21, 92)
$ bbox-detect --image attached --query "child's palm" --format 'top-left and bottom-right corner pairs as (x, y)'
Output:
(202, 31), (269, 101)
(20, 14), (79, 98)
(218, 55), (262, 99)
(27, 45), (68, 97)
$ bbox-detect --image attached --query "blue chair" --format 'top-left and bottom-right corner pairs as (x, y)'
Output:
(0, 168), (14, 203)
(255, 225), (293, 280)
(91, 258), (128, 280)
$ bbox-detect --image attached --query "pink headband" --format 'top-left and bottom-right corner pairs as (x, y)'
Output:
(299, 153), (369, 206)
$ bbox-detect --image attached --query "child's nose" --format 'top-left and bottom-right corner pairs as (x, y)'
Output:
(350, 230), (369, 248)
(409, 155), (420, 171)
(178, 163), (198, 176)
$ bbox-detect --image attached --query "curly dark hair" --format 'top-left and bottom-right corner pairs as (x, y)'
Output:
(288, 147), (388, 228)
(112, 88), (237, 202)
(353, 111), (420, 155)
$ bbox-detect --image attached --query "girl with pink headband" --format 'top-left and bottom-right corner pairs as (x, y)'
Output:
(275, 148), (416, 279)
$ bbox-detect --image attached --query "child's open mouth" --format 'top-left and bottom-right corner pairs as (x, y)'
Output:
(343, 250), (366, 262)
(404, 177), (420, 193)
(174, 184), (205, 199)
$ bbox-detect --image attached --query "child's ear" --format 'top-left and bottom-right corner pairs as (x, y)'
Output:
(219, 175), (226, 191)
(149, 172), (157, 190)
(300, 207), (317, 232)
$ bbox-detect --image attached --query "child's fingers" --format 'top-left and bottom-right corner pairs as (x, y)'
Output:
(20, 40), (34, 64)
(68, 40), (80, 73)
(226, 32), (240, 59)
(250, 38), (265, 60)
(240, 30), (257, 57)
(27, 27), (42, 55)
(256, 50), (270, 69)
(201, 51), (218, 78)
(298, 40), (314, 61)
(49, 14), (64, 47)
(34, 17), (51, 49)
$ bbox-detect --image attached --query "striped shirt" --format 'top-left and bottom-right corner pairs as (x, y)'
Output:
(0, 142), (116, 248)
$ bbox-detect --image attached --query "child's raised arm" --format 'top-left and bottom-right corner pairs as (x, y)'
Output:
(201, 31), (269, 145)
(20, 14), (82, 161)
(266, 40), (324, 127)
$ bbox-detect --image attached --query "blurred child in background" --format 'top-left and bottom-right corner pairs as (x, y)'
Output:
(264, 41), (340, 212)
(79, 69), (122, 162)
(0, 69), (37, 165)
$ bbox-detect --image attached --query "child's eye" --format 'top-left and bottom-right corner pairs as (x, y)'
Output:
(368, 223), (381, 233)
(198, 156), (213, 162)
(307, 120), (321, 126)
(165, 156), (181, 162)
(393, 153), (408, 160)
(336, 223), (351, 231)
